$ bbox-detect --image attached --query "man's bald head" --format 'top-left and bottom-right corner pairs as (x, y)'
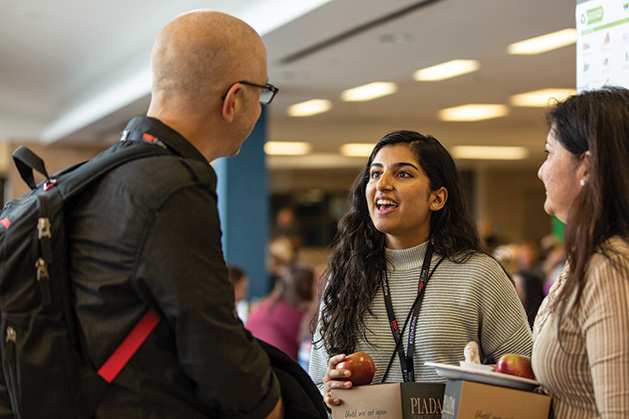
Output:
(151, 11), (265, 104)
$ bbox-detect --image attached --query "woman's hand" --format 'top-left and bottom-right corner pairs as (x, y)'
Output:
(323, 354), (353, 408)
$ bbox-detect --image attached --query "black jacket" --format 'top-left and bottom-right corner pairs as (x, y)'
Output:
(68, 116), (281, 418)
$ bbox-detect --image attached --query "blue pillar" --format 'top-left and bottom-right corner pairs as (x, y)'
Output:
(215, 108), (270, 299)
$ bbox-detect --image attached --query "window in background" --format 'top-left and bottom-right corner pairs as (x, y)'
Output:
(270, 191), (348, 248)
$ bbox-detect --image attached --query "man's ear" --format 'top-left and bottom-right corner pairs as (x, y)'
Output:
(429, 187), (448, 211)
(221, 83), (241, 123)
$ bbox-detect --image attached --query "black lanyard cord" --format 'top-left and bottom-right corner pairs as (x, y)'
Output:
(380, 251), (446, 383)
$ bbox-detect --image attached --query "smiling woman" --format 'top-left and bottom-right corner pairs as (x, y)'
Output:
(308, 130), (533, 409)
(365, 143), (446, 250)
(532, 86), (629, 419)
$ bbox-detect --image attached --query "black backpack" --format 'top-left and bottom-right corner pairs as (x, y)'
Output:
(0, 141), (168, 418)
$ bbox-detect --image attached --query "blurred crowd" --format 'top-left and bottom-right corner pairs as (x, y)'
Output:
(491, 235), (565, 327)
(228, 206), (323, 371)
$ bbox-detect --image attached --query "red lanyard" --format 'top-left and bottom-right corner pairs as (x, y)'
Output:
(381, 243), (440, 382)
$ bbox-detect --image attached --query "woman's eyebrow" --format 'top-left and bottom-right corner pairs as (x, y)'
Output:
(394, 161), (419, 170)
(369, 161), (418, 170)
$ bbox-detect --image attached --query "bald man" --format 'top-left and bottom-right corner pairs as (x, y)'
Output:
(64, 11), (284, 418)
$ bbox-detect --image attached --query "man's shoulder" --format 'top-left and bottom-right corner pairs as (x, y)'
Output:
(103, 143), (215, 188)
(73, 144), (217, 216)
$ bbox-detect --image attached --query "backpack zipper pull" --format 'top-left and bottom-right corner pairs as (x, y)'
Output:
(37, 217), (51, 240)
(35, 258), (52, 306)
(37, 217), (54, 263)
(4, 326), (16, 363)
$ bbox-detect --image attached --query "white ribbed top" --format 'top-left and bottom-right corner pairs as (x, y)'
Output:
(309, 241), (532, 392)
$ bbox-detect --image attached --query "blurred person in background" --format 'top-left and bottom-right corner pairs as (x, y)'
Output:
(477, 216), (502, 253)
(514, 240), (545, 327)
(297, 265), (326, 372)
(539, 234), (566, 295)
(532, 87), (629, 418)
(272, 207), (304, 251)
(493, 243), (544, 327)
(247, 263), (315, 360)
(267, 235), (297, 286)
(517, 240), (543, 277)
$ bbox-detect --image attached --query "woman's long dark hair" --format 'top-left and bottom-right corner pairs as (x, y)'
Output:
(549, 87), (629, 319)
(316, 130), (482, 355)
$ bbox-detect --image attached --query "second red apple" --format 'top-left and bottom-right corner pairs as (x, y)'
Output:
(495, 353), (535, 380)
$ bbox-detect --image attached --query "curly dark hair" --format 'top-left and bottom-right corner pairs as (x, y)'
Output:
(546, 87), (629, 320)
(316, 130), (482, 355)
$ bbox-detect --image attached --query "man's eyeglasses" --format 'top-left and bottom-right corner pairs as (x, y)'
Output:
(224, 81), (279, 105)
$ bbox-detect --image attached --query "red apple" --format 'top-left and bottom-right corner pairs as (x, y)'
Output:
(336, 351), (376, 386)
(496, 354), (535, 380)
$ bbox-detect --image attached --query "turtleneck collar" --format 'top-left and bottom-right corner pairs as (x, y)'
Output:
(385, 240), (430, 271)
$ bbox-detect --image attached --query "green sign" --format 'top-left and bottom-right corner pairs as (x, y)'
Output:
(587, 6), (604, 24)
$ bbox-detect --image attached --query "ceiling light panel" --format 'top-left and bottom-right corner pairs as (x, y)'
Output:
(451, 146), (529, 160)
(413, 59), (480, 81)
(438, 104), (509, 121)
(507, 28), (577, 55)
(340, 143), (376, 157)
(287, 99), (332, 117)
(264, 141), (312, 156)
(510, 88), (577, 107)
(341, 82), (398, 102)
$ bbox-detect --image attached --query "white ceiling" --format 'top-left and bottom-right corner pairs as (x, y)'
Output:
(0, 0), (578, 171)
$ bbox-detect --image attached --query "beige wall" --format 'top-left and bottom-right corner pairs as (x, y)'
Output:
(269, 167), (361, 194)
(4, 142), (106, 200)
(477, 166), (550, 245)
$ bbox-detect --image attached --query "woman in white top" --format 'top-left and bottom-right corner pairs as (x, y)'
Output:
(309, 130), (532, 409)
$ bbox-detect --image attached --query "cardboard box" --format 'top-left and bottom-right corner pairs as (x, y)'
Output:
(331, 382), (445, 419)
(441, 379), (551, 419)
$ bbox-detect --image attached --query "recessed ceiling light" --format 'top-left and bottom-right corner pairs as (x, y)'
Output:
(438, 104), (509, 121)
(510, 88), (577, 107)
(264, 141), (312, 156)
(507, 28), (577, 55)
(287, 99), (332, 117)
(340, 143), (376, 157)
(451, 146), (529, 160)
(413, 59), (480, 82)
(341, 82), (398, 102)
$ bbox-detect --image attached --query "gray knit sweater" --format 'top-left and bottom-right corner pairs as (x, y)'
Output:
(308, 241), (532, 392)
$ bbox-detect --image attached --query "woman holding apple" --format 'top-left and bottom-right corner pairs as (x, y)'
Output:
(532, 87), (629, 418)
(308, 130), (533, 409)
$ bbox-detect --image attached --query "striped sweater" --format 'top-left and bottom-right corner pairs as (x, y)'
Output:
(308, 241), (532, 392)
(532, 236), (629, 419)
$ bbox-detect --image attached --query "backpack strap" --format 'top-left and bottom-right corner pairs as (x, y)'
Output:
(12, 146), (52, 190)
(97, 309), (160, 383)
(56, 140), (172, 200)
